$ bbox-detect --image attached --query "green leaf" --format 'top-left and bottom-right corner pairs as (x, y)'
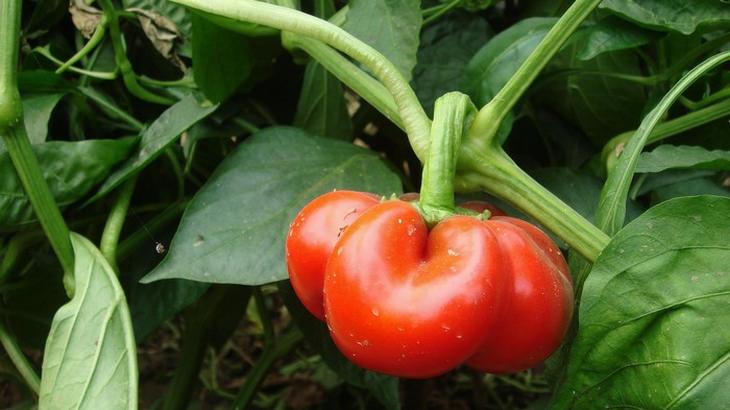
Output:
(0, 93), (64, 153)
(142, 126), (402, 285)
(89, 94), (218, 203)
(600, 0), (730, 35)
(191, 13), (255, 103)
(343, 0), (422, 81)
(411, 13), (490, 115)
(543, 49), (647, 146)
(464, 17), (555, 106)
(293, 59), (353, 140)
(279, 282), (400, 410)
(637, 145), (730, 173)
(39, 233), (137, 409)
(634, 169), (713, 196)
(532, 168), (607, 222)
(553, 196), (730, 409)
(22, 93), (64, 144)
(576, 17), (660, 61)
(653, 177), (730, 204)
(0, 138), (136, 228)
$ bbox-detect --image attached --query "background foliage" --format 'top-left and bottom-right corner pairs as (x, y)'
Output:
(1, 0), (729, 408)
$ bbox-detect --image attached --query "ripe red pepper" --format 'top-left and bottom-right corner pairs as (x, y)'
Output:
(286, 190), (379, 320)
(286, 191), (573, 377)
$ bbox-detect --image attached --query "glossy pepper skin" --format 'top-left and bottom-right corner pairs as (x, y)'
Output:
(324, 200), (506, 378)
(286, 190), (379, 320)
(285, 192), (573, 378)
(467, 216), (573, 374)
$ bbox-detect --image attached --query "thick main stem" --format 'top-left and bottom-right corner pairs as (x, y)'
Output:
(284, 35), (403, 130)
(170, 0), (431, 160)
(1, 0), (75, 284)
(460, 149), (609, 262)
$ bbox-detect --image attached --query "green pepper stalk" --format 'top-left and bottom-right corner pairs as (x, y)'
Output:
(416, 92), (477, 226)
(0, 0), (75, 289)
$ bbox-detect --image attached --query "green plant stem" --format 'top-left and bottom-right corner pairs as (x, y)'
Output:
(100, 176), (138, 271)
(170, 0), (431, 161)
(138, 75), (197, 89)
(417, 92), (473, 224)
(0, 320), (40, 395)
(458, 148), (609, 262)
(602, 97), (730, 171)
(78, 86), (145, 131)
(0, 133), (74, 291)
(680, 86), (730, 110)
(254, 288), (274, 345)
(97, 0), (175, 105)
(422, 0), (461, 26)
(469, 0), (601, 149)
(56, 16), (108, 74)
(165, 149), (185, 200)
(32, 46), (119, 79)
(284, 35), (403, 130)
(0, 0), (21, 126)
(232, 117), (261, 134)
(232, 328), (303, 410)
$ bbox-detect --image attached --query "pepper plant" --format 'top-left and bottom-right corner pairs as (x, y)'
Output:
(0, 0), (729, 408)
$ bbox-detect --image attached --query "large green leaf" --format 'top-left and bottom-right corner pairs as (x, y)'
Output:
(463, 17), (555, 106)
(293, 59), (353, 140)
(343, 0), (422, 81)
(653, 177), (730, 204)
(89, 94), (218, 202)
(543, 48), (646, 146)
(0, 138), (136, 228)
(411, 13), (490, 115)
(39, 233), (137, 409)
(142, 127), (402, 285)
(636, 145), (730, 173)
(576, 17), (660, 61)
(279, 282), (400, 410)
(553, 196), (730, 408)
(191, 13), (255, 103)
(600, 0), (730, 35)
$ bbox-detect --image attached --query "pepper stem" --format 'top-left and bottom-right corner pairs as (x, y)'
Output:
(417, 92), (476, 226)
